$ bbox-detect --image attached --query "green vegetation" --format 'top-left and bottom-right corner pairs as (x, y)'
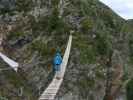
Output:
(80, 0), (96, 16)
(0, 8), (11, 15)
(48, 8), (60, 32)
(121, 22), (133, 33)
(79, 78), (95, 89)
(72, 31), (113, 64)
(95, 32), (112, 56)
(0, 68), (37, 100)
(47, 13), (70, 34)
(126, 79), (133, 100)
(52, 0), (60, 6)
(7, 32), (26, 40)
(81, 17), (94, 33)
(4, 71), (23, 88)
(95, 67), (105, 79)
(128, 33), (133, 64)
(1, 0), (132, 99)
(80, 45), (96, 64)
(37, 0), (70, 34)
(73, 33), (96, 64)
(78, 72), (95, 99)
(30, 39), (50, 57)
(100, 9), (115, 29)
(48, 0), (61, 33)
(0, 1), (15, 15)
(123, 64), (130, 81)
(16, 0), (33, 12)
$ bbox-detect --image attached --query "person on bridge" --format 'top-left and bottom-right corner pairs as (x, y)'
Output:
(53, 50), (62, 79)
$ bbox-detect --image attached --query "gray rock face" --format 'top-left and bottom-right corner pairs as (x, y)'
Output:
(0, 0), (15, 10)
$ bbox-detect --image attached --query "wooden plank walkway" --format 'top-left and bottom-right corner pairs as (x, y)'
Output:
(39, 35), (72, 100)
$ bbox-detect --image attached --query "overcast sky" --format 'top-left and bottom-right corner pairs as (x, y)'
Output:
(99, 0), (133, 20)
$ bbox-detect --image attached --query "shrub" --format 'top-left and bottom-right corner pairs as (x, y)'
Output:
(30, 40), (49, 57)
(126, 79), (133, 100)
(52, 0), (60, 6)
(73, 33), (96, 64)
(16, 0), (33, 12)
(81, 17), (94, 33)
(95, 32), (112, 56)
(30, 38), (61, 58)
(78, 75), (95, 99)
(47, 10), (70, 34)
(80, 45), (96, 64)
(7, 32), (25, 40)
(48, 7), (59, 32)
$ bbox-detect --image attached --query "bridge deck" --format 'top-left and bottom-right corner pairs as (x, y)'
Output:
(39, 35), (72, 100)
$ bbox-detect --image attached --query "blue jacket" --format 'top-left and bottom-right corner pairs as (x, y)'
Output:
(54, 52), (62, 65)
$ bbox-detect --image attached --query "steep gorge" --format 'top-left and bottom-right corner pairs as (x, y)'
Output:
(0, 0), (133, 100)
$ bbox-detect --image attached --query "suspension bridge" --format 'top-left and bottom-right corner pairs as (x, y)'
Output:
(0, 52), (19, 72)
(0, 34), (72, 100)
(39, 35), (72, 100)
